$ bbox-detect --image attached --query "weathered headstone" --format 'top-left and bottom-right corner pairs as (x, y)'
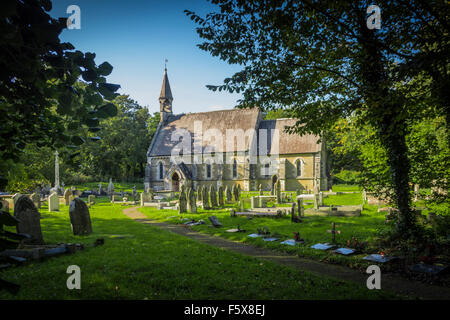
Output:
(225, 186), (232, 202)
(202, 187), (210, 209)
(291, 202), (301, 223)
(88, 194), (96, 205)
(208, 215), (222, 227)
(297, 198), (304, 217)
(30, 193), (40, 209)
(14, 195), (44, 244)
(179, 191), (187, 213)
(414, 184), (420, 201)
(232, 184), (238, 201)
(132, 186), (137, 199)
(209, 185), (218, 207)
(69, 198), (93, 235)
(251, 196), (259, 209)
(48, 192), (59, 211)
(64, 189), (72, 206)
(0, 199), (9, 213)
(197, 186), (202, 201)
(313, 193), (319, 210)
(218, 186), (224, 207)
(276, 180), (281, 203)
(188, 189), (197, 213)
(259, 184), (263, 196)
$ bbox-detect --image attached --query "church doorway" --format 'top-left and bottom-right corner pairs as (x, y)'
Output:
(271, 175), (278, 192)
(171, 172), (180, 192)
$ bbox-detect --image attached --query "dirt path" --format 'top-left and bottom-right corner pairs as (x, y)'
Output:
(123, 206), (450, 300)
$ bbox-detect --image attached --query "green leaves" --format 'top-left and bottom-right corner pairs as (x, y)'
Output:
(97, 62), (113, 76)
(98, 83), (121, 100)
(71, 136), (85, 146)
(96, 103), (118, 118)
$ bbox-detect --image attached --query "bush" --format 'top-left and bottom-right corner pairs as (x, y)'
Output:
(332, 170), (361, 185)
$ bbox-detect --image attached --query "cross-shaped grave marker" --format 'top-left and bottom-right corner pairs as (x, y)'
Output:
(327, 222), (341, 243)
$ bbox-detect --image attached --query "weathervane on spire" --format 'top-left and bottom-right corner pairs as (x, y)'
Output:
(164, 58), (168, 71)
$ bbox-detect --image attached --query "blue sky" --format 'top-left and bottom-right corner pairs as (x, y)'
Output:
(49, 0), (242, 114)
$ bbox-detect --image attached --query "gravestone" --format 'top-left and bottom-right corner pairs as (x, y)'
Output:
(313, 193), (319, 210)
(251, 196), (259, 209)
(14, 195), (44, 244)
(208, 215), (222, 227)
(319, 192), (323, 206)
(64, 189), (72, 206)
(197, 186), (202, 201)
(0, 199), (9, 213)
(202, 187), (210, 209)
(69, 198), (93, 235)
(327, 222), (341, 243)
(238, 199), (245, 212)
(414, 184), (420, 201)
(188, 189), (197, 213)
(276, 180), (281, 203)
(225, 186), (232, 202)
(179, 191), (187, 213)
(218, 186), (224, 207)
(48, 192), (59, 211)
(107, 178), (114, 195)
(259, 184), (263, 196)
(88, 194), (96, 205)
(291, 202), (301, 223)
(232, 185), (238, 201)
(209, 185), (218, 207)
(297, 198), (304, 217)
(30, 193), (40, 209)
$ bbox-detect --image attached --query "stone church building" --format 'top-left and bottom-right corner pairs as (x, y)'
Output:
(144, 69), (329, 192)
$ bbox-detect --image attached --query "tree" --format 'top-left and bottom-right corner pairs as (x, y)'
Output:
(0, 0), (120, 170)
(74, 95), (160, 181)
(186, 0), (449, 239)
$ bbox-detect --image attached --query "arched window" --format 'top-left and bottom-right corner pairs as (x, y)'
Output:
(296, 159), (302, 177)
(206, 163), (212, 179)
(158, 162), (164, 180)
(264, 162), (270, 177)
(232, 159), (237, 178)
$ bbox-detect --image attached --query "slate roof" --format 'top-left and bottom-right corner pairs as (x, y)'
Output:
(257, 119), (322, 155)
(148, 108), (261, 156)
(148, 109), (321, 157)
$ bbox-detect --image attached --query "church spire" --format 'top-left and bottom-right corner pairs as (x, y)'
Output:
(159, 64), (173, 122)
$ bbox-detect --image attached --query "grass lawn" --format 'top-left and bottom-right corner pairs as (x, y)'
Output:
(71, 182), (144, 193)
(0, 197), (396, 299)
(139, 190), (394, 269)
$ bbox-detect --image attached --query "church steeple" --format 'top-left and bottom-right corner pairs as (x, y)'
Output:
(159, 66), (173, 122)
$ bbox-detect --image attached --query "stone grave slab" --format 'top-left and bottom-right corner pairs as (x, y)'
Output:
(335, 248), (356, 255)
(311, 243), (334, 250)
(363, 254), (396, 263)
(280, 239), (301, 246)
(247, 233), (262, 238)
(409, 263), (448, 275)
(262, 237), (279, 242)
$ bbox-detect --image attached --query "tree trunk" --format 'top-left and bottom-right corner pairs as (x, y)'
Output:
(357, 11), (415, 237)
